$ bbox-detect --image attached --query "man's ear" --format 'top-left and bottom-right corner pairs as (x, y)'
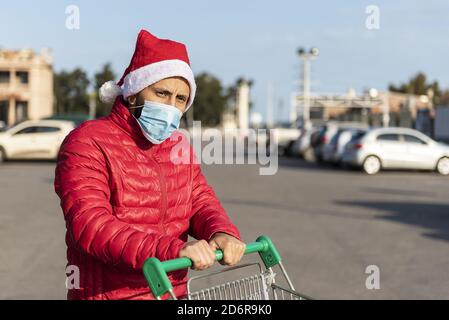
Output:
(127, 95), (137, 107)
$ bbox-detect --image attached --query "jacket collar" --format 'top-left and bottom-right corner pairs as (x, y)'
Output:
(108, 96), (153, 147)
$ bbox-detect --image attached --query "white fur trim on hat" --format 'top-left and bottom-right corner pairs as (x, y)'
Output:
(121, 59), (196, 110)
(99, 80), (122, 104)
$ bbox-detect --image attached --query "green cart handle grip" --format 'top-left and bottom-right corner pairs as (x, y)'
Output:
(143, 235), (281, 299)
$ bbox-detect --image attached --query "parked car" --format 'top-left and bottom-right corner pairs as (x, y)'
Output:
(322, 128), (368, 164)
(341, 127), (449, 175)
(268, 122), (301, 156)
(288, 127), (319, 160)
(0, 119), (76, 163)
(311, 123), (338, 162)
(313, 122), (367, 162)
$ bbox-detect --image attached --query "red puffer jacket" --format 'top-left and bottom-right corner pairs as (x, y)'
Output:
(54, 97), (241, 300)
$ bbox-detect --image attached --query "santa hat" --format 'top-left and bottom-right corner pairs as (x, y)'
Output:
(99, 29), (196, 111)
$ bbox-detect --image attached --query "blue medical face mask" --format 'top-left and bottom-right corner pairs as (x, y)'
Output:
(130, 100), (183, 144)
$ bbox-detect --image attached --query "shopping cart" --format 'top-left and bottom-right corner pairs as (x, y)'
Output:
(142, 235), (311, 300)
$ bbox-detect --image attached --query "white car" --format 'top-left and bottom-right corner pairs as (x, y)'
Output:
(289, 127), (319, 160)
(268, 125), (301, 155)
(341, 127), (449, 175)
(315, 122), (368, 162)
(322, 128), (368, 164)
(0, 120), (75, 162)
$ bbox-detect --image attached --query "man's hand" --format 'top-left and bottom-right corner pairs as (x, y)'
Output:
(179, 240), (216, 271)
(209, 232), (246, 266)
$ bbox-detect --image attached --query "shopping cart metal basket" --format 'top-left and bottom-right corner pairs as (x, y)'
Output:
(143, 235), (311, 300)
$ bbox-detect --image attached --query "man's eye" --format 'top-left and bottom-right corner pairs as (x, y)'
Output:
(177, 96), (186, 102)
(156, 91), (167, 96)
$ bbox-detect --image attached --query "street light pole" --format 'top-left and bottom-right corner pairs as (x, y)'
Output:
(298, 47), (319, 130)
(303, 57), (311, 129)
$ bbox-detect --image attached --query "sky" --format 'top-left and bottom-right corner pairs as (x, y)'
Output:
(1, 0), (448, 122)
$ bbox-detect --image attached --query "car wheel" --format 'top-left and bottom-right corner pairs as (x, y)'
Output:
(436, 157), (449, 175)
(362, 155), (381, 175)
(303, 148), (315, 162)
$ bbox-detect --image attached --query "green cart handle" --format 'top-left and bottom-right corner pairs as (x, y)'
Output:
(143, 235), (281, 299)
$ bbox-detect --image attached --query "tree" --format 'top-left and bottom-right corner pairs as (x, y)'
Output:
(438, 90), (449, 106)
(94, 63), (116, 117)
(388, 72), (442, 105)
(185, 72), (227, 127)
(54, 68), (90, 115)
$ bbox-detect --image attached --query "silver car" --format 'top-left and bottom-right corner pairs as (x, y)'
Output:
(0, 120), (75, 162)
(322, 128), (368, 164)
(289, 127), (318, 160)
(341, 127), (449, 175)
(312, 122), (339, 162)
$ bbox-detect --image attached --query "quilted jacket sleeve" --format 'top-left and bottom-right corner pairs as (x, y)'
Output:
(189, 147), (241, 242)
(54, 128), (185, 270)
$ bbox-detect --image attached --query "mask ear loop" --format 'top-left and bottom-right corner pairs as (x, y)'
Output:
(128, 104), (144, 120)
(129, 101), (184, 120)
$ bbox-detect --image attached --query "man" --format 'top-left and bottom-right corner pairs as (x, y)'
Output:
(54, 29), (245, 300)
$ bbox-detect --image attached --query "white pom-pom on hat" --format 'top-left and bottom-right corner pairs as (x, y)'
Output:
(99, 81), (122, 104)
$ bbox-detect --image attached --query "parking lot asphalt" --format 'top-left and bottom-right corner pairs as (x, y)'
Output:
(1, 157), (448, 299)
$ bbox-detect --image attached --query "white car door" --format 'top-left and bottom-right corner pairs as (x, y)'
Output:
(376, 133), (407, 168)
(7, 125), (61, 159)
(402, 134), (438, 169)
(32, 126), (63, 158)
(7, 126), (41, 158)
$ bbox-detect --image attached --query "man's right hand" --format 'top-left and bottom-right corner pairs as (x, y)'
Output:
(178, 240), (216, 270)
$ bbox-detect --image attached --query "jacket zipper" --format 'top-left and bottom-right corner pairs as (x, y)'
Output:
(151, 152), (167, 232)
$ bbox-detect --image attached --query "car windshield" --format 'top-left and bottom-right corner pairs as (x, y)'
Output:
(4, 124), (20, 132)
(348, 131), (366, 143)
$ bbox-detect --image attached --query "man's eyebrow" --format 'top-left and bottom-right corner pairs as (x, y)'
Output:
(153, 86), (172, 93)
(153, 86), (188, 98)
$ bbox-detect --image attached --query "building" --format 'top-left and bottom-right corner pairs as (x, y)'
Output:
(294, 89), (434, 135)
(0, 48), (53, 128)
(370, 91), (433, 136)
